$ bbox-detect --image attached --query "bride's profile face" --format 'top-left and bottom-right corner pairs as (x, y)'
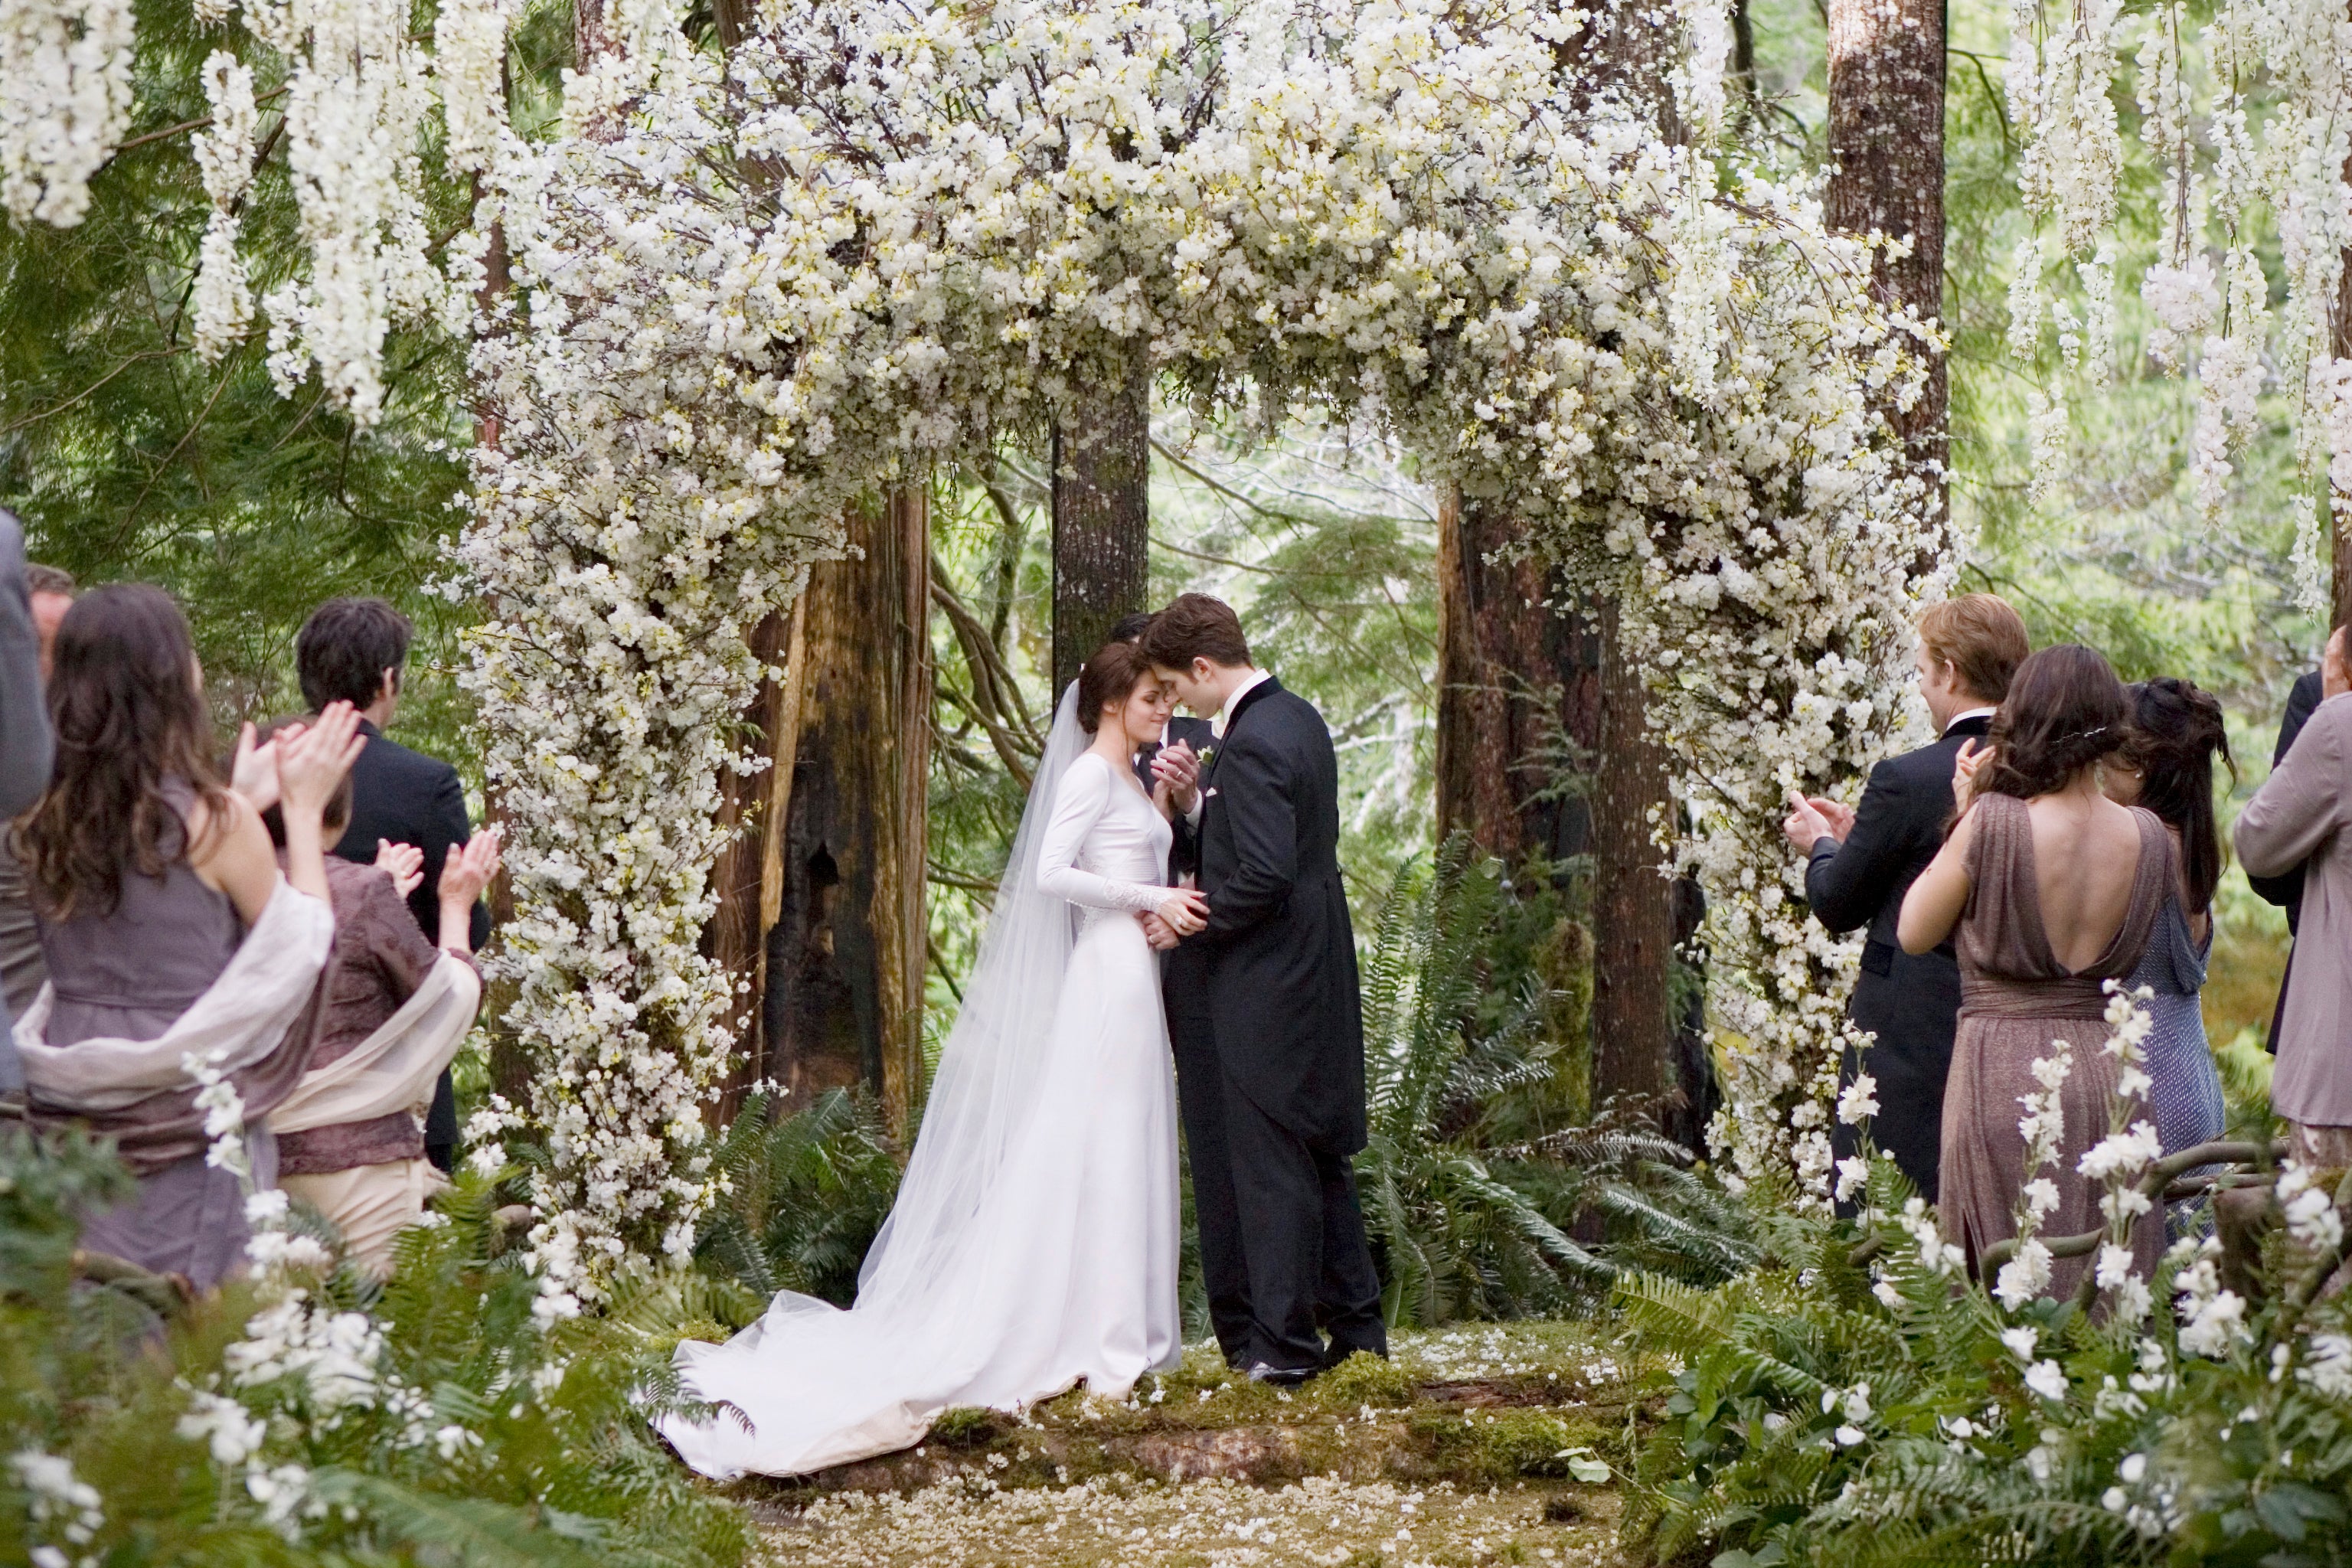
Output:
(1113, 677), (1174, 748)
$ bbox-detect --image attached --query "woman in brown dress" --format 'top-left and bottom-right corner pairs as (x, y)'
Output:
(1899, 645), (2174, 1296)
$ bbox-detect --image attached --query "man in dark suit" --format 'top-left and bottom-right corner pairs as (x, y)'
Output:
(296, 598), (490, 1171)
(1781, 593), (2030, 1205)
(2249, 662), (2326, 1052)
(1143, 595), (1383, 1384)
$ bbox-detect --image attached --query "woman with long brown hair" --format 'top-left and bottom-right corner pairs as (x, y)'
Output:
(14, 584), (359, 1289)
(1899, 645), (2177, 1295)
(2104, 677), (2232, 1235)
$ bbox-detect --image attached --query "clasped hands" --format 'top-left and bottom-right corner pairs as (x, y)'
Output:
(1148, 740), (1201, 815)
(1138, 886), (1209, 950)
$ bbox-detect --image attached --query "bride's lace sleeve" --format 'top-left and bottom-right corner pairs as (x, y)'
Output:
(1034, 755), (1165, 914)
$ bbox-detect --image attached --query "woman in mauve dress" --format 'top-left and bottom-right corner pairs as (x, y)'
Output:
(1900, 645), (2174, 1299)
(15, 585), (359, 1290)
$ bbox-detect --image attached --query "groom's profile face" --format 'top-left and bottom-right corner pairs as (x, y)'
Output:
(1152, 661), (1215, 716)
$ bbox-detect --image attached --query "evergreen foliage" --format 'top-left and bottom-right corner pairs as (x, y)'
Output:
(1354, 839), (1758, 1328)
(691, 1088), (904, 1310)
(1619, 1156), (2352, 1566)
(0, 0), (505, 752)
(0, 1126), (753, 1566)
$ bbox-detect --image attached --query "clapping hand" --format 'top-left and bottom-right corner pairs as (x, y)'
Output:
(374, 841), (425, 900)
(276, 702), (366, 818)
(2324, 626), (2350, 701)
(1781, 791), (1838, 853)
(439, 827), (502, 907)
(229, 721), (286, 813)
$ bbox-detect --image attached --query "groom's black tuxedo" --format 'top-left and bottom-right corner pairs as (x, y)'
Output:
(1165, 676), (1383, 1374)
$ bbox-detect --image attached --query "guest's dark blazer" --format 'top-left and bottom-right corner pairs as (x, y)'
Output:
(1805, 712), (1994, 1203)
(1178, 678), (1364, 1152)
(332, 720), (489, 1158)
(1135, 714), (1214, 880)
(2250, 670), (2324, 1052)
(0, 513), (52, 1094)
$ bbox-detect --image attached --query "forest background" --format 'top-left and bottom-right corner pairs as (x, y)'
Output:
(0, 0), (2320, 1109)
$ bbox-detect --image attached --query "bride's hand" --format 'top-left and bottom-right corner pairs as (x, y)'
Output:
(1156, 887), (1209, 937)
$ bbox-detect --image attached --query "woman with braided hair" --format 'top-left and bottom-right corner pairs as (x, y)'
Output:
(2104, 677), (2232, 1237)
(1899, 645), (2176, 1296)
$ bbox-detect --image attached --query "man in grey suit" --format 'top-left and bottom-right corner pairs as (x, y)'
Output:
(0, 513), (57, 1093)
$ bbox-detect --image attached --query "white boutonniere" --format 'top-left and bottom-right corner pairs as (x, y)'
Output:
(1195, 744), (1215, 769)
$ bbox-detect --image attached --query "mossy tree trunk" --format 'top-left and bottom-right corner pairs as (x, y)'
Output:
(1052, 358), (1152, 693)
(763, 492), (933, 1136)
(1435, 491), (1679, 1119)
(1825, 0), (1948, 518)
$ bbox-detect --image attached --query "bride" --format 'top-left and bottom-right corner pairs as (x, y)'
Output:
(659, 640), (1210, 1479)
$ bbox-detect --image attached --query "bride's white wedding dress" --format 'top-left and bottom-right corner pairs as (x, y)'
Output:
(659, 690), (1182, 1480)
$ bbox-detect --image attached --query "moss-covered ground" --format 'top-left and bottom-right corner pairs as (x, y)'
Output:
(735, 1321), (1651, 1567)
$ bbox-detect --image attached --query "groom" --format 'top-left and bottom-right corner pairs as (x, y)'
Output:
(1141, 594), (1385, 1383)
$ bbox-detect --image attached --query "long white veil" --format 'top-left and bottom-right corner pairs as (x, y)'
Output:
(847, 679), (1089, 1309)
(662, 679), (1151, 1479)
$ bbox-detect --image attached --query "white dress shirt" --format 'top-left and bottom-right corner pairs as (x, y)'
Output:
(1945, 704), (1995, 734)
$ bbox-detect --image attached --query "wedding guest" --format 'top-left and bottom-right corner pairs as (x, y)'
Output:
(2235, 627), (2352, 1165)
(2247, 658), (2326, 1053)
(1782, 592), (2029, 1202)
(18, 586), (358, 1289)
(0, 561), (70, 1027)
(296, 597), (489, 1172)
(247, 715), (498, 1274)
(2105, 678), (2231, 1235)
(24, 564), (73, 681)
(0, 514), (55, 1095)
(1900, 645), (2173, 1293)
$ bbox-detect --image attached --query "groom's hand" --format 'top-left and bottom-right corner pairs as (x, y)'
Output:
(1151, 741), (1200, 813)
(1139, 911), (1181, 950)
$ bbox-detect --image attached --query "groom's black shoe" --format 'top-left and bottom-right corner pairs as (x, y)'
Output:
(1244, 1361), (1315, 1389)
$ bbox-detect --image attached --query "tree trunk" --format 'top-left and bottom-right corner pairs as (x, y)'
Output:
(1825, 0), (1948, 513)
(1436, 491), (1678, 1115)
(1587, 598), (1675, 1111)
(704, 606), (801, 1118)
(763, 492), (933, 1135)
(1052, 358), (1152, 693)
(1435, 489), (1582, 862)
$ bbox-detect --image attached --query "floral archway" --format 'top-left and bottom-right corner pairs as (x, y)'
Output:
(453, 0), (1949, 1295)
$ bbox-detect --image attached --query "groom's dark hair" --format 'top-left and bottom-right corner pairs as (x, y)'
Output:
(1141, 593), (1250, 669)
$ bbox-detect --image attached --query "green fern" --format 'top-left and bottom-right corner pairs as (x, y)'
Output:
(1353, 835), (1758, 1328)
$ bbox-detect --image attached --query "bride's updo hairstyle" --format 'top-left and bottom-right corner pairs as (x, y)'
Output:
(1076, 640), (1158, 735)
(1977, 643), (2127, 801)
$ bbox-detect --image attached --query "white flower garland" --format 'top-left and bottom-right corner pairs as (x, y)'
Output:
(449, 0), (1942, 1283)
